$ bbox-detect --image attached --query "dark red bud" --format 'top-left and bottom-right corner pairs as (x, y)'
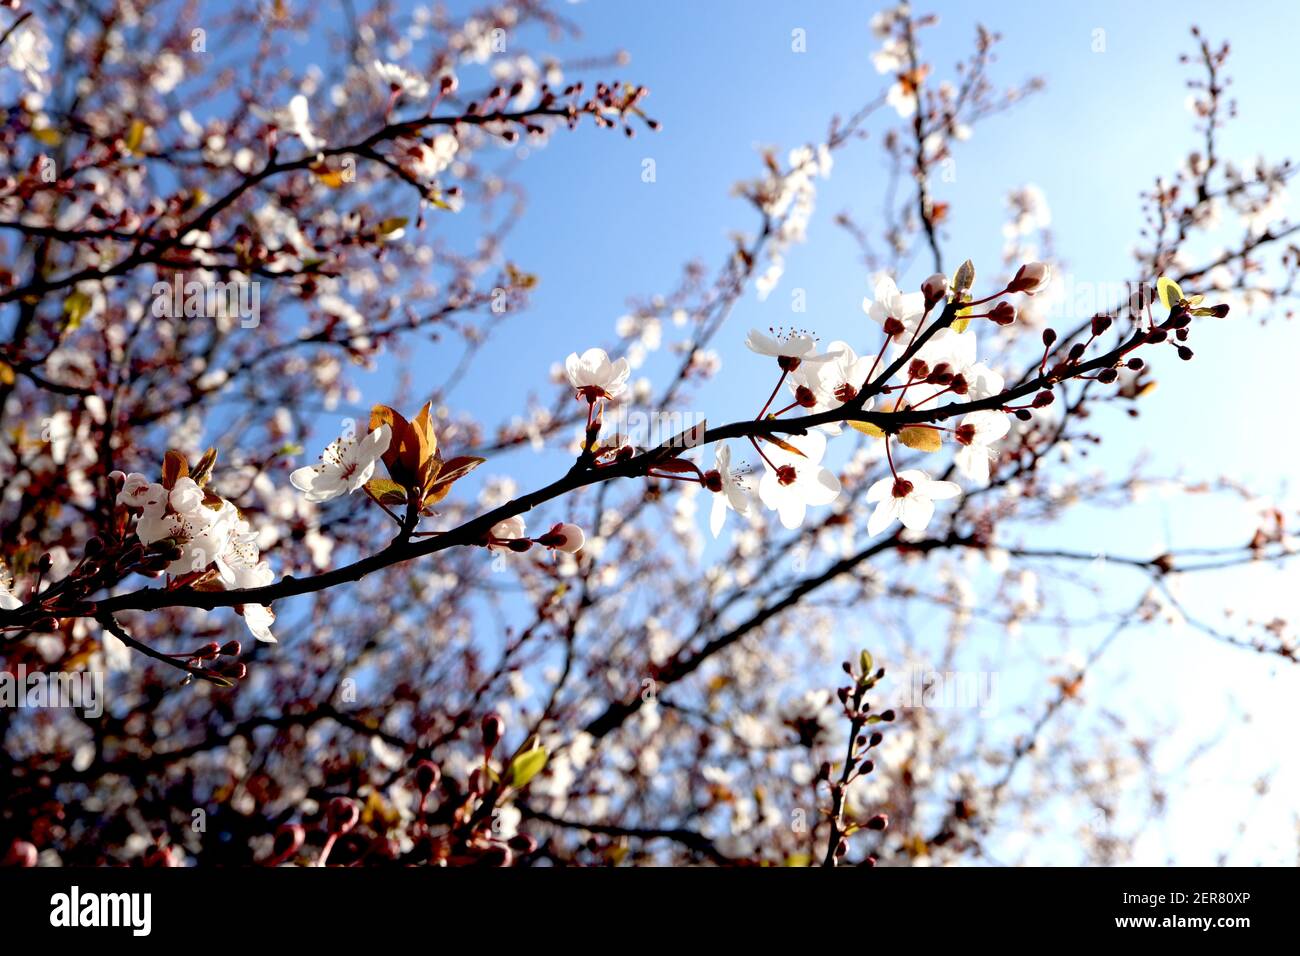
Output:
(481, 713), (504, 750)
(414, 760), (441, 794)
(327, 797), (359, 835)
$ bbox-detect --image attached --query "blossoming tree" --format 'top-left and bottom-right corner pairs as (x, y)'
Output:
(1, 1), (1296, 868)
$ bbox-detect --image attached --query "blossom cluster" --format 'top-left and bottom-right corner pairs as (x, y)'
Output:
(559, 259), (1226, 549)
(113, 456), (276, 643)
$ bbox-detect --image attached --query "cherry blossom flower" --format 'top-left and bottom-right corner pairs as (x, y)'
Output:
(866, 469), (961, 537)
(216, 518), (269, 586)
(886, 77), (920, 118)
(757, 430), (841, 530)
(168, 477), (206, 514)
(745, 329), (841, 370)
(0, 580), (20, 611)
(863, 276), (926, 339)
(488, 516), (528, 551)
(115, 473), (166, 510)
(251, 95), (323, 152)
(705, 444), (752, 537)
(407, 133), (459, 178)
(789, 340), (876, 434)
(372, 60), (430, 100)
(241, 603), (276, 644)
(564, 348), (631, 403)
(136, 497), (238, 576)
(3, 18), (50, 92)
(871, 37), (907, 75)
(953, 411), (1011, 483)
(290, 425), (392, 502)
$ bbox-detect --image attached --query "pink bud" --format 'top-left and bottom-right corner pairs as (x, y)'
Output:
(921, 272), (948, 309)
(547, 523), (585, 554)
(1009, 261), (1051, 295)
(2, 840), (37, 867)
(327, 797), (360, 835)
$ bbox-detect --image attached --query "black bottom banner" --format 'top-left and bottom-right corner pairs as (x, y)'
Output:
(0, 865), (1284, 943)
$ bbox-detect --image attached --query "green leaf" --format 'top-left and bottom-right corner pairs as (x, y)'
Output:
(62, 291), (92, 331)
(1156, 276), (1183, 310)
(849, 419), (884, 439)
(508, 746), (548, 789)
(859, 649), (874, 676)
(953, 259), (976, 295)
(364, 477), (410, 506)
(125, 119), (147, 153)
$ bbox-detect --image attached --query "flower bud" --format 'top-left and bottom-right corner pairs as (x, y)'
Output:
(481, 712), (504, 750)
(2, 840), (37, 867)
(921, 272), (948, 309)
(480, 845), (513, 867)
(989, 301), (1016, 326)
(866, 813), (889, 831)
(1009, 261), (1051, 295)
(415, 760), (442, 794)
(273, 824), (305, 861)
(507, 833), (538, 855)
(142, 845), (179, 867)
(327, 797), (359, 835)
(539, 523), (585, 554)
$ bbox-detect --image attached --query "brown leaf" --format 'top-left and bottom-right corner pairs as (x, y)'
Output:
(190, 447), (218, 486)
(899, 426), (942, 452)
(422, 456), (486, 511)
(161, 450), (189, 489)
(408, 402), (438, 477)
(434, 456), (485, 486)
(763, 435), (807, 458)
(369, 404), (413, 482)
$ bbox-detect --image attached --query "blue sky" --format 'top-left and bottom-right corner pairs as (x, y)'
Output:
(282, 1), (1300, 862)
